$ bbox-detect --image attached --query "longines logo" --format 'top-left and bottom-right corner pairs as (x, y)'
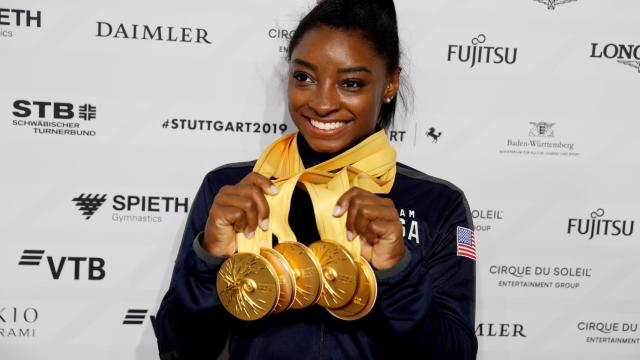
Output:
(161, 118), (289, 135)
(590, 42), (640, 74)
(499, 122), (579, 157)
(0, 306), (39, 338)
(0, 8), (42, 39)
(72, 193), (190, 223)
(476, 323), (526, 337)
(533, 0), (578, 10)
(11, 100), (97, 137)
(578, 321), (640, 345)
(123, 309), (148, 325)
(447, 34), (518, 68)
(18, 249), (106, 280)
(488, 264), (592, 290)
(472, 209), (504, 232)
(96, 21), (211, 44)
(568, 208), (635, 240)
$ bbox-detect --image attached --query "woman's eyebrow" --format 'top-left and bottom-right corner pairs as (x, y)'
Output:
(292, 58), (317, 70)
(337, 66), (371, 74)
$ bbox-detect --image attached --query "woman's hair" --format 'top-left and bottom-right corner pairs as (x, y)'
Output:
(287, 0), (405, 130)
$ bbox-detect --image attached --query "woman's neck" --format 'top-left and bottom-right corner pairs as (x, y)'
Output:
(296, 131), (375, 168)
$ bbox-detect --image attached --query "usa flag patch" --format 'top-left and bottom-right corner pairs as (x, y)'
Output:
(456, 226), (476, 260)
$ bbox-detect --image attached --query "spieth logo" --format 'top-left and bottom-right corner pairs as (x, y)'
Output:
(18, 249), (106, 280)
(529, 122), (555, 137)
(533, 0), (577, 10)
(0, 8), (42, 39)
(0, 306), (39, 338)
(590, 43), (640, 74)
(568, 208), (635, 240)
(123, 309), (148, 325)
(447, 34), (518, 68)
(72, 193), (107, 219)
(476, 323), (526, 337)
(72, 193), (190, 223)
(96, 21), (211, 44)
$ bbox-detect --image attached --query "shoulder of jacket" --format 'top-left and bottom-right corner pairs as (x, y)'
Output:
(396, 162), (466, 198)
(203, 160), (256, 181)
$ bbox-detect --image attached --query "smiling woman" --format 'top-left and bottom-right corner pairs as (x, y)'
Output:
(154, 1), (477, 359)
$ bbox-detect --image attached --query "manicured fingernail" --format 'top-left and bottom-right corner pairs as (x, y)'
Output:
(246, 230), (255, 239)
(332, 205), (342, 216)
(270, 185), (279, 194)
(260, 219), (269, 231)
(347, 231), (354, 241)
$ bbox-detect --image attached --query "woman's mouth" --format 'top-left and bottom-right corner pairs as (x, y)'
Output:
(309, 118), (348, 131)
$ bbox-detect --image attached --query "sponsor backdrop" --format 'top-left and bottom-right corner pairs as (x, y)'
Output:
(0, 0), (638, 359)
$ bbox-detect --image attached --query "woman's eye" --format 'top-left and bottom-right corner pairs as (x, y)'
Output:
(293, 72), (313, 83)
(342, 79), (363, 89)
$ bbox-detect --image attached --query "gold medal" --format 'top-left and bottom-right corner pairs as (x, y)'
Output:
(216, 253), (279, 321)
(274, 242), (323, 309)
(309, 241), (358, 309)
(328, 258), (377, 321)
(260, 248), (296, 313)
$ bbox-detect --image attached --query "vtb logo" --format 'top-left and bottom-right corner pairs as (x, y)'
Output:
(123, 309), (148, 325)
(18, 249), (106, 280)
(12, 100), (97, 120)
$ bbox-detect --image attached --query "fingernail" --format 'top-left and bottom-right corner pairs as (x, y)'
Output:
(270, 185), (279, 194)
(246, 230), (255, 239)
(347, 231), (354, 241)
(332, 205), (342, 216)
(260, 219), (269, 231)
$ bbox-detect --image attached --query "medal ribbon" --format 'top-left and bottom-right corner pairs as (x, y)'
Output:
(235, 130), (396, 258)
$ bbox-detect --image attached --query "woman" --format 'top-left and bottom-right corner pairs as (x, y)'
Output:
(154, 1), (477, 359)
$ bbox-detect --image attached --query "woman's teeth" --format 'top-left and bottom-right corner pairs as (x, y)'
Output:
(310, 119), (346, 130)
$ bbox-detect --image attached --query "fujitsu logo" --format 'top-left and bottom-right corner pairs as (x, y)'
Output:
(447, 34), (517, 68)
(567, 208), (635, 240)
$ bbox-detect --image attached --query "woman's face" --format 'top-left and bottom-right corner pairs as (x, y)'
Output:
(288, 26), (399, 153)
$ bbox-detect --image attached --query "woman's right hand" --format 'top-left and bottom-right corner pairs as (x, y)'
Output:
(202, 172), (278, 257)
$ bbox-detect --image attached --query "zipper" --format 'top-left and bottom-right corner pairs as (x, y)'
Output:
(320, 318), (325, 360)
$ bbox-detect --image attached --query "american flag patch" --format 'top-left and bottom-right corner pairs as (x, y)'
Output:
(456, 226), (476, 260)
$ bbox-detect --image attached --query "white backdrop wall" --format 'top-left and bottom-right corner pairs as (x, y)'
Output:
(1, 0), (639, 359)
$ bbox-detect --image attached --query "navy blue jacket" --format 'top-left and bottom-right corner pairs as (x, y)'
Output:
(154, 147), (477, 360)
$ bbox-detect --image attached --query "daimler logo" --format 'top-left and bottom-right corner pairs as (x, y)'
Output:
(476, 323), (526, 337)
(533, 0), (577, 10)
(96, 21), (211, 44)
(590, 43), (640, 74)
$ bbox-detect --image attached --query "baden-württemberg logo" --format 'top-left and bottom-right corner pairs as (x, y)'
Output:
(567, 208), (635, 240)
(72, 193), (190, 223)
(590, 42), (640, 74)
(447, 34), (518, 68)
(11, 99), (97, 136)
(533, 0), (577, 10)
(499, 122), (578, 156)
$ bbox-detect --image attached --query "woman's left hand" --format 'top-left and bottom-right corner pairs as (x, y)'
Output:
(333, 187), (404, 270)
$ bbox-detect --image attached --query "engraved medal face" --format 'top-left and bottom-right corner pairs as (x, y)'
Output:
(274, 242), (323, 309)
(328, 258), (377, 321)
(216, 253), (279, 321)
(309, 241), (358, 309)
(260, 248), (296, 313)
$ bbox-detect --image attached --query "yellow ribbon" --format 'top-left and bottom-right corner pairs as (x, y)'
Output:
(236, 130), (396, 258)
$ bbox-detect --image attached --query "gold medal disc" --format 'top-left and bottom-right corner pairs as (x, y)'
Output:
(274, 242), (323, 309)
(328, 258), (378, 321)
(216, 253), (279, 321)
(309, 241), (358, 309)
(260, 248), (296, 313)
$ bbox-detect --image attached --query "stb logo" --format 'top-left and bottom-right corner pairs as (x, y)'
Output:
(72, 193), (107, 219)
(533, 0), (578, 10)
(529, 122), (555, 137)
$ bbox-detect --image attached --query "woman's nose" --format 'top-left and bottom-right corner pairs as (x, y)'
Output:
(308, 82), (339, 117)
